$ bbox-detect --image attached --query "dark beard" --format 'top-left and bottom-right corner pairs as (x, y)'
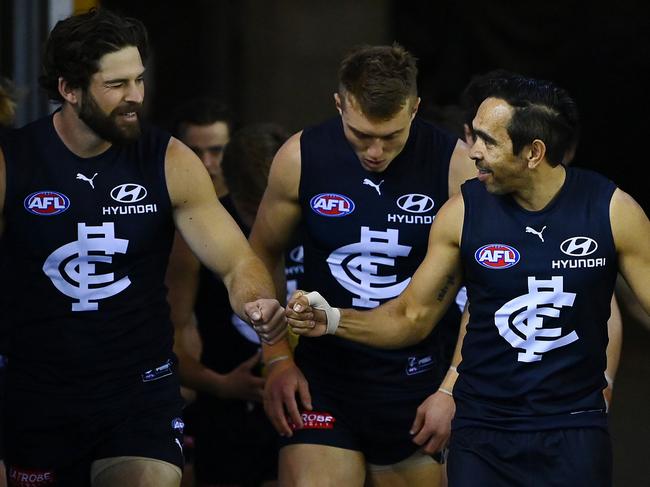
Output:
(78, 90), (142, 145)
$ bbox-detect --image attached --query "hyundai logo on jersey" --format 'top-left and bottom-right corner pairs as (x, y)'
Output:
(396, 194), (435, 213)
(475, 244), (520, 269)
(560, 236), (598, 257)
(110, 183), (148, 203)
(24, 191), (70, 216)
(310, 193), (355, 217)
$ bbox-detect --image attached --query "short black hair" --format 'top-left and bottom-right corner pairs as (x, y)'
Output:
(40, 8), (148, 103)
(171, 98), (233, 139)
(469, 73), (579, 167)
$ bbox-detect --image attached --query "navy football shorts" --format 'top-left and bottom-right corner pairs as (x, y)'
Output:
(447, 427), (612, 487)
(3, 361), (184, 487)
(279, 380), (443, 466)
(192, 396), (278, 485)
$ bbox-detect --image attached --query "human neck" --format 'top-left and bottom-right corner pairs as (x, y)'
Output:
(53, 104), (112, 158)
(512, 163), (567, 212)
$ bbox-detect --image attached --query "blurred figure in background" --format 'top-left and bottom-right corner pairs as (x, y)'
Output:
(166, 119), (291, 487)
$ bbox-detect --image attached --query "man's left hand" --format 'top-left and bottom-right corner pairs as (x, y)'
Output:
(410, 390), (455, 455)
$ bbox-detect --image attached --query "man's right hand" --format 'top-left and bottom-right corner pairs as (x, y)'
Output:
(263, 357), (312, 437)
(286, 290), (328, 337)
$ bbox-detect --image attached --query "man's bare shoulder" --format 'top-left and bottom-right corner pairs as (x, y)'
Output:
(164, 136), (214, 207)
(267, 131), (303, 200)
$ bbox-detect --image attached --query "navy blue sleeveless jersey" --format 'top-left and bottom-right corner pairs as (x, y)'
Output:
(296, 116), (461, 393)
(454, 167), (617, 431)
(0, 114), (175, 395)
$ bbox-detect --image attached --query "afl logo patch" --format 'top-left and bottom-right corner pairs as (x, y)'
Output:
(560, 236), (598, 257)
(310, 193), (355, 217)
(111, 183), (147, 203)
(24, 191), (70, 216)
(475, 244), (520, 269)
(396, 194), (435, 213)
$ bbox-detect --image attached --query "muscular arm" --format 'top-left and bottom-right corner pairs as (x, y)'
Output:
(610, 189), (650, 315)
(291, 194), (465, 348)
(448, 139), (475, 197)
(249, 133), (304, 361)
(165, 137), (283, 341)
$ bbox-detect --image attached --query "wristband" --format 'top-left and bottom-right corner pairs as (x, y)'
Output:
(438, 387), (453, 397)
(305, 291), (341, 335)
(449, 365), (458, 373)
(605, 373), (614, 388)
(266, 355), (289, 367)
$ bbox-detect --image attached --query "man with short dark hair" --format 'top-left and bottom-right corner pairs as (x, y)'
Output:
(0, 9), (284, 487)
(251, 44), (475, 486)
(288, 74), (650, 487)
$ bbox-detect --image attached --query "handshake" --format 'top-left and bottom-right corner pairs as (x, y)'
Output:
(245, 291), (338, 344)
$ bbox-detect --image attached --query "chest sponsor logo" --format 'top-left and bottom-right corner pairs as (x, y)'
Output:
(42, 222), (131, 311)
(111, 183), (147, 203)
(560, 236), (598, 256)
(475, 244), (520, 269)
(310, 193), (354, 217)
(328, 227), (412, 308)
(24, 191), (70, 216)
(291, 411), (336, 430)
(104, 183), (157, 215)
(397, 194), (435, 213)
(406, 355), (434, 376)
(495, 276), (577, 362)
(387, 193), (435, 225)
(553, 236), (605, 269)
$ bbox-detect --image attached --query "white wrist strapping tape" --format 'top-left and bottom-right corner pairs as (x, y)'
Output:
(305, 291), (341, 335)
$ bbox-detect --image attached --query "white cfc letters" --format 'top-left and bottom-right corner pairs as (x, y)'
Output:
(43, 222), (131, 311)
(495, 276), (577, 362)
(327, 226), (412, 308)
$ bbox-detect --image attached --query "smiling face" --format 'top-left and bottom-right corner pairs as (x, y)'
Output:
(336, 92), (419, 173)
(469, 97), (530, 194)
(77, 46), (145, 144)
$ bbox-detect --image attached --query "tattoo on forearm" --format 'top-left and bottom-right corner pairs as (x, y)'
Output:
(437, 275), (456, 302)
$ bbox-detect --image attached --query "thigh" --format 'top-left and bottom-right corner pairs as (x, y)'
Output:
(279, 444), (365, 487)
(91, 457), (181, 487)
(366, 451), (443, 487)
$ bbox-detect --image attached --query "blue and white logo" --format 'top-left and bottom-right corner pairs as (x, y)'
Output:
(24, 191), (70, 216)
(396, 194), (434, 213)
(310, 193), (355, 217)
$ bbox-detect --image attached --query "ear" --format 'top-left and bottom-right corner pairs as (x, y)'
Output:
(526, 139), (546, 169)
(463, 123), (473, 145)
(58, 77), (81, 105)
(410, 97), (421, 120)
(334, 93), (343, 115)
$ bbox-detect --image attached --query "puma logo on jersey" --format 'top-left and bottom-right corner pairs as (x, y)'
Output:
(76, 172), (98, 189)
(525, 225), (547, 242)
(363, 178), (384, 195)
